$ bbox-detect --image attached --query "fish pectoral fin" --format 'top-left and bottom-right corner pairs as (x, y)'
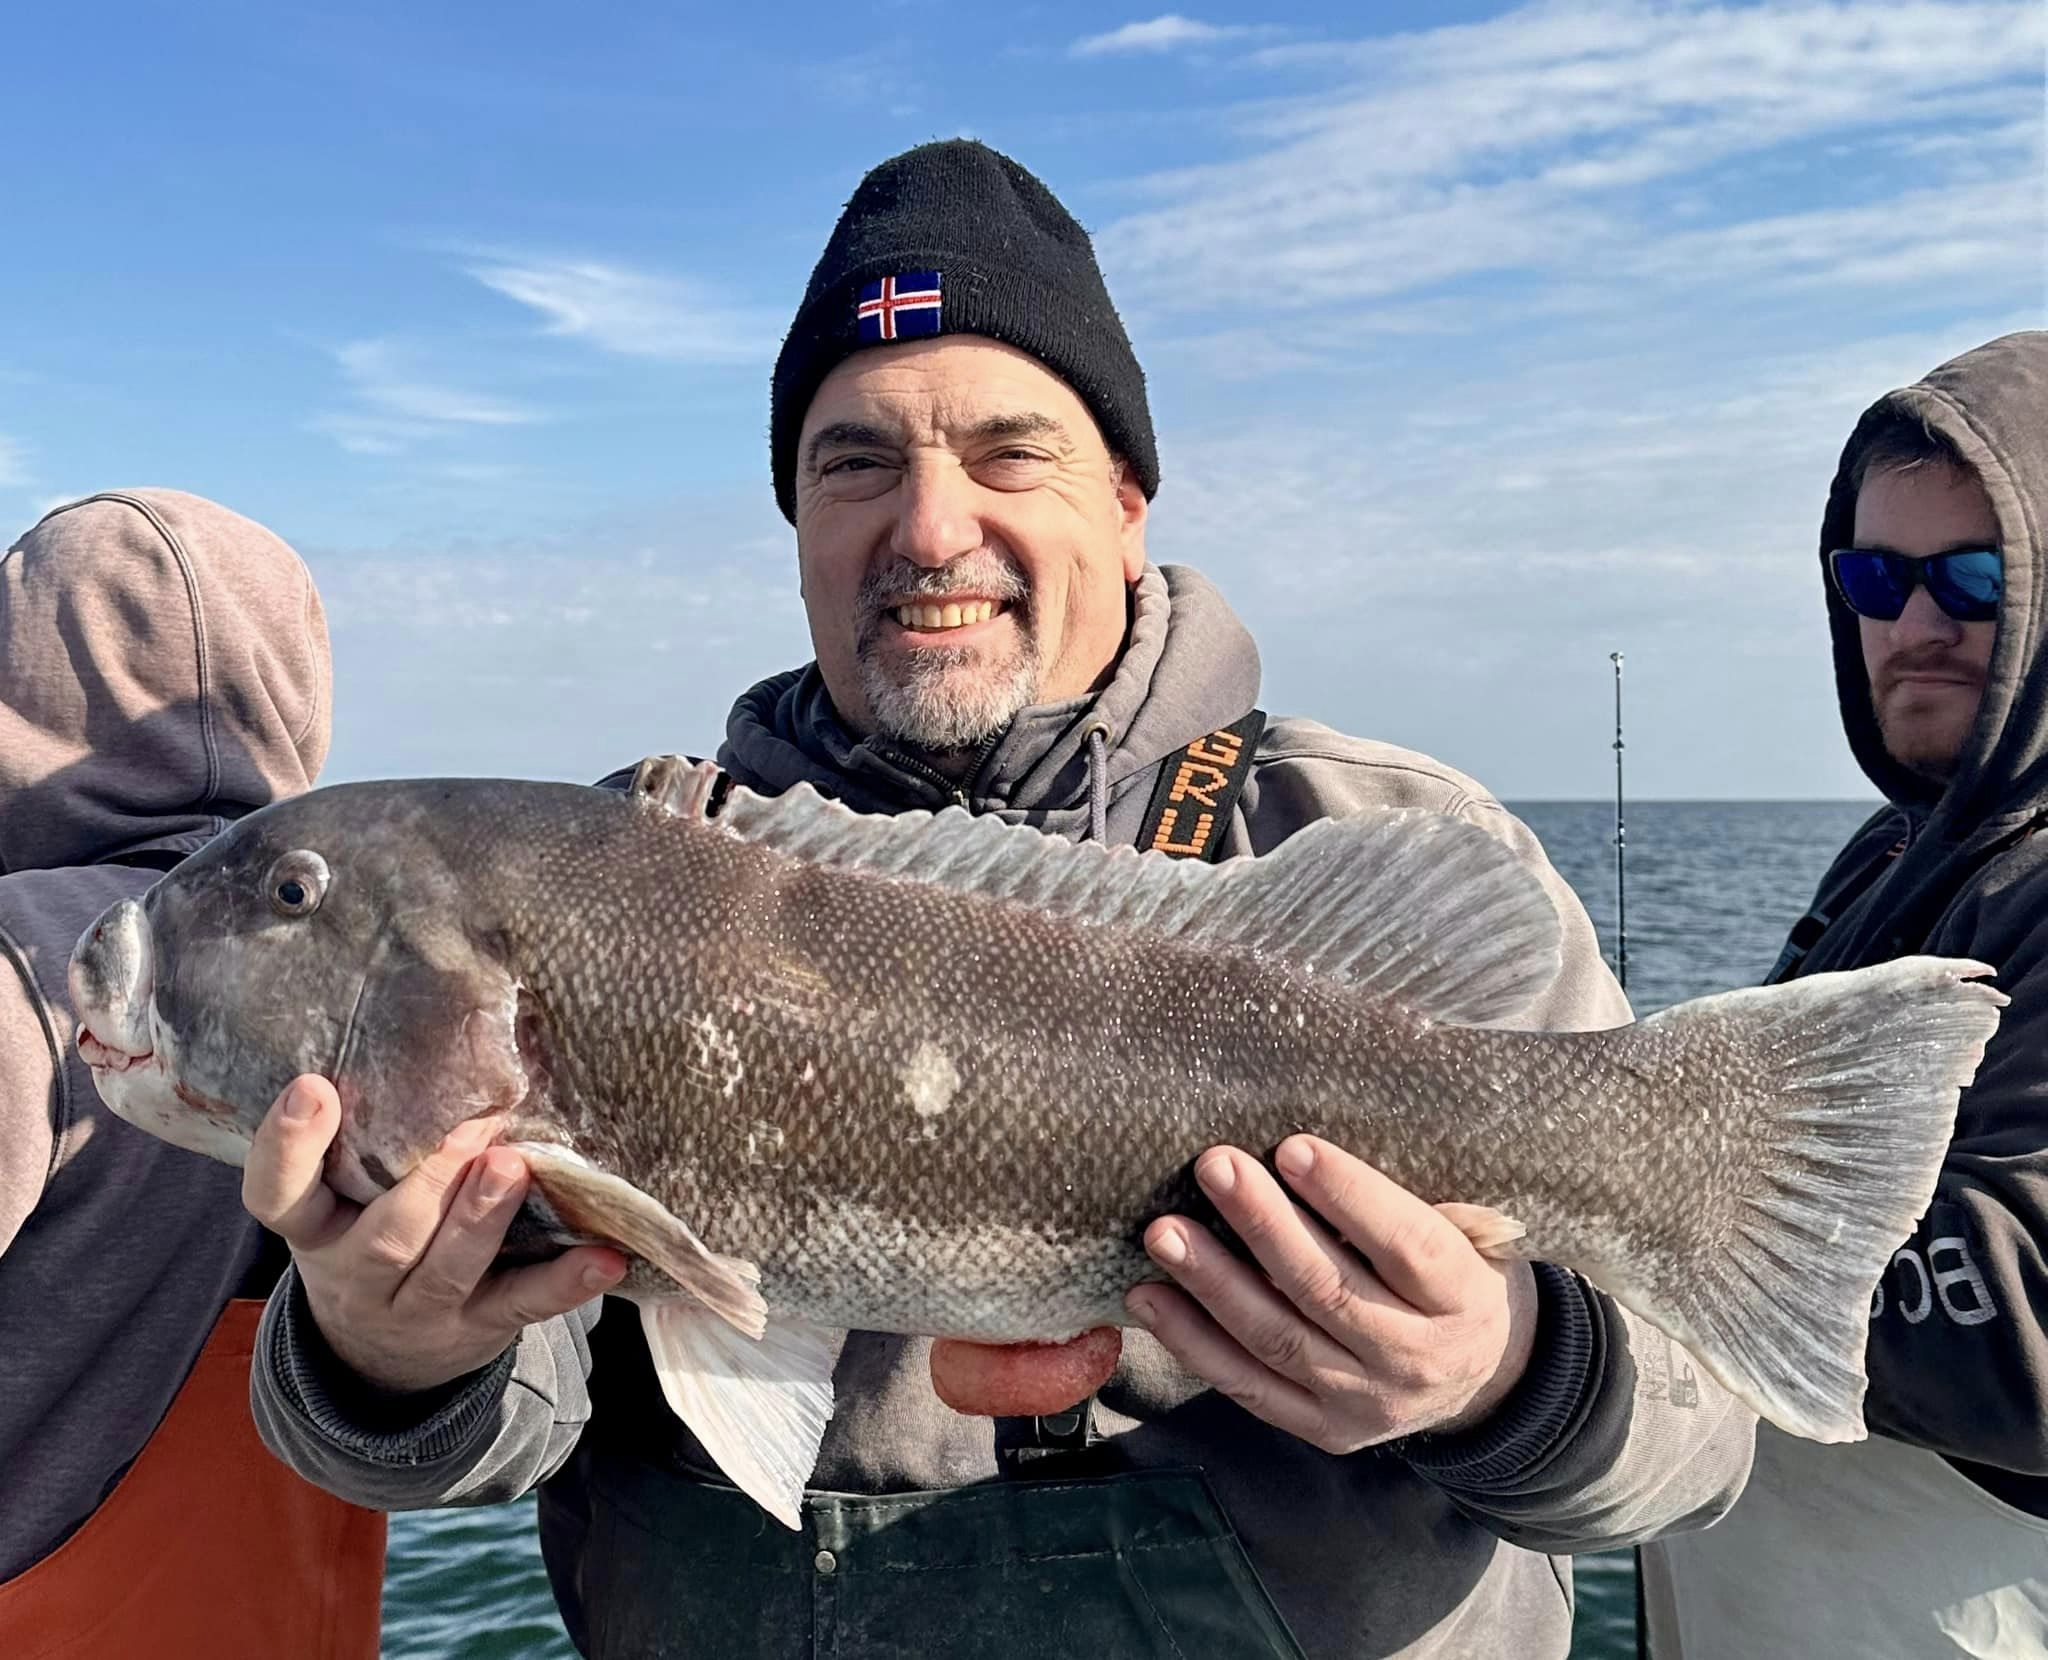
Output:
(1433, 1203), (1529, 1259)
(514, 1144), (765, 1338)
(629, 754), (725, 822)
(638, 1301), (845, 1531)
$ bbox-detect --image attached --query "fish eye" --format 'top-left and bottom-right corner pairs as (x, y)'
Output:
(265, 851), (330, 919)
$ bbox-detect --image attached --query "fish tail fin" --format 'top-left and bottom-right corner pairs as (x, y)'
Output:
(1588, 957), (2003, 1442)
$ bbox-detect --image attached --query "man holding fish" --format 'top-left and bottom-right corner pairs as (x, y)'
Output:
(73, 144), (1991, 1658)
(1645, 335), (2048, 1656)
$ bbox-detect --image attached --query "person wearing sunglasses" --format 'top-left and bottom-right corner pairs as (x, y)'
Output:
(1643, 330), (2048, 1658)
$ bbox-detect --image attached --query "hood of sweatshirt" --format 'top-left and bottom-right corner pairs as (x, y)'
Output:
(0, 489), (331, 873)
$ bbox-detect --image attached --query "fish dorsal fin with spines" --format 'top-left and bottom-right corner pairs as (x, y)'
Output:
(629, 754), (724, 821)
(696, 773), (1563, 1028)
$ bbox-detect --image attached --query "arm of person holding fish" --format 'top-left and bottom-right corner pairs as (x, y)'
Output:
(1860, 893), (2048, 1473)
(246, 1088), (627, 1504)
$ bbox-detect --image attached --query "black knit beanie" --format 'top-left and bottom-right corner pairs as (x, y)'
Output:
(770, 140), (1158, 523)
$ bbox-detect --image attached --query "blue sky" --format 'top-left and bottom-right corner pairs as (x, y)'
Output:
(3, 0), (2041, 796)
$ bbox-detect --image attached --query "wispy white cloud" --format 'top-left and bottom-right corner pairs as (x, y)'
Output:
(1073, 2), (2043, 798)
(1072, 15), (1268, 57)
(311, 338), (540, 456)
(0, 433), (27, 490)
(1143, 310), (2038, 799)
(468, 257), (777, 365)
(1625, 171), (2041, 293)
(1098, 0), (2046, 315)
(334, 339), (538, 426)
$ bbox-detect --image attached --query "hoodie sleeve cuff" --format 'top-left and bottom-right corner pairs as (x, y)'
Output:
(262, 1265), (517, 1467)
(1398, 1262), (1603, 1491)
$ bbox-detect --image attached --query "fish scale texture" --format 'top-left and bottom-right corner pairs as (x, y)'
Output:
(481, 789), (1702, 1339)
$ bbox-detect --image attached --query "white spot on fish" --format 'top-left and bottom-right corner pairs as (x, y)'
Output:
(744, 1121), (786, 1165)
(687, 1013), (745, 1098)
(801, 1060), (817, 1084)
(900, 1041), (960, 1120)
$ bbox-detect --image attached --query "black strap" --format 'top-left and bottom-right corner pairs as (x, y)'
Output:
(1135, 711), (1267, 862)
(1765, 831), (1909, 984)
(1767, 816), (2045, 983)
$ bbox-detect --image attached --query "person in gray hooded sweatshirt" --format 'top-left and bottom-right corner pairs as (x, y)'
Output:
(1643, 335), (2048, 1657)
(0, 490), (384, 1657)
(245, 142), (1754, 1660)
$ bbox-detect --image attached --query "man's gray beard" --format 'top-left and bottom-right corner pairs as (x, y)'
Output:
(853, 552), (1039, 754)
(860, 648), (1041, 753)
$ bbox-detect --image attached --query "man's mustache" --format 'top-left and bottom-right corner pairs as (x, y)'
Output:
(1873, 646), (1986, 695)
(854, 553), (1032, 648)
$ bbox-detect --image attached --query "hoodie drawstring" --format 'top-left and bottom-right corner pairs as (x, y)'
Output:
(1084, 724), (1109, 845)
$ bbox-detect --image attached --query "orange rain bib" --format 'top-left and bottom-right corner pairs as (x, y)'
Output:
(0, 1298), (386, 1659)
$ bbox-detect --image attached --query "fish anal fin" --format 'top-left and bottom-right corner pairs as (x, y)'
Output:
(716, 782), (1563, 1026)
(630, 755), (724, 822)
(1435, 1203), (1529, 1258)
(638, 1301), (844, 1531)
(515, 1144), (764, 1338)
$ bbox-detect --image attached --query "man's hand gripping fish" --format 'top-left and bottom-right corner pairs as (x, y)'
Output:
(69, 757), (2004, 1529)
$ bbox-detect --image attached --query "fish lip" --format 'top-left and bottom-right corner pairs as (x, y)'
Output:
(78, 1027), (155, 1073)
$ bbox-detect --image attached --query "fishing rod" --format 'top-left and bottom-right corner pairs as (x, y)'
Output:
(1611, 651), (1628, 995)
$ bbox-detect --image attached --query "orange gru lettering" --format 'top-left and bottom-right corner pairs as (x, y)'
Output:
(1168, 759), (1233, 809)
(1184, 730), (1244, 769)
(1150, 807), (1215, 856)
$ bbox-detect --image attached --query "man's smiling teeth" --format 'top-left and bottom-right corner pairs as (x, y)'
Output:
(894, 599), (998, 631)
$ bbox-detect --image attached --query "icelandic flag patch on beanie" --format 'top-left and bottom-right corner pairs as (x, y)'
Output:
(856, 271), (943, 342)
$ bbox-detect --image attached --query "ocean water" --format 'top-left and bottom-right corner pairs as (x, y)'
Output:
(381, 798), (1878, 1660)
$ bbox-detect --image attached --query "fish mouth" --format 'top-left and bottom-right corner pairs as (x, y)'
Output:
(70, 896), (160, 1068)
(77, 1027), (156, 1074)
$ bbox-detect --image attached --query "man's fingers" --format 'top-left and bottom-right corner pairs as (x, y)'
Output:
(1139, 1213), (1351, 1387)
(1124, 1282), (1328, 1444)
(469, 1246), (629, 1336)
(1191, 1147), (1404, 1344)
(1273, 1136), (1477, 1315)
(393, 1147), (531, 1313)
(243, 1075), (354, 1250)
(340, 1116), (498, 1287)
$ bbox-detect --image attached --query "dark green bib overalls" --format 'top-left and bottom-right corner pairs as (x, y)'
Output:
(539, 1313), (1306, 1659)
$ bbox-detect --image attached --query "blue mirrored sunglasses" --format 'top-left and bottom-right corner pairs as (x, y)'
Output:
(1828, 547), (2002, 624)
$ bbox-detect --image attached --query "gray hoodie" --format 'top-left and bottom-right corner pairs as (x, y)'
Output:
(253, 562), (1753, 1658)
(0, 489), (330, 1581)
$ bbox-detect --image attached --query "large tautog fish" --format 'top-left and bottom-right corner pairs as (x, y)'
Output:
(71, 757), (2002, 1528)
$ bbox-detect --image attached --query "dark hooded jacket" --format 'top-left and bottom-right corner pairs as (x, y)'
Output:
(1773, 331), (2048, 1489)
(252, 562), (1756, 1660)
(0, 489), (331, 1579)
(1640, 331), (2048, 1660)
